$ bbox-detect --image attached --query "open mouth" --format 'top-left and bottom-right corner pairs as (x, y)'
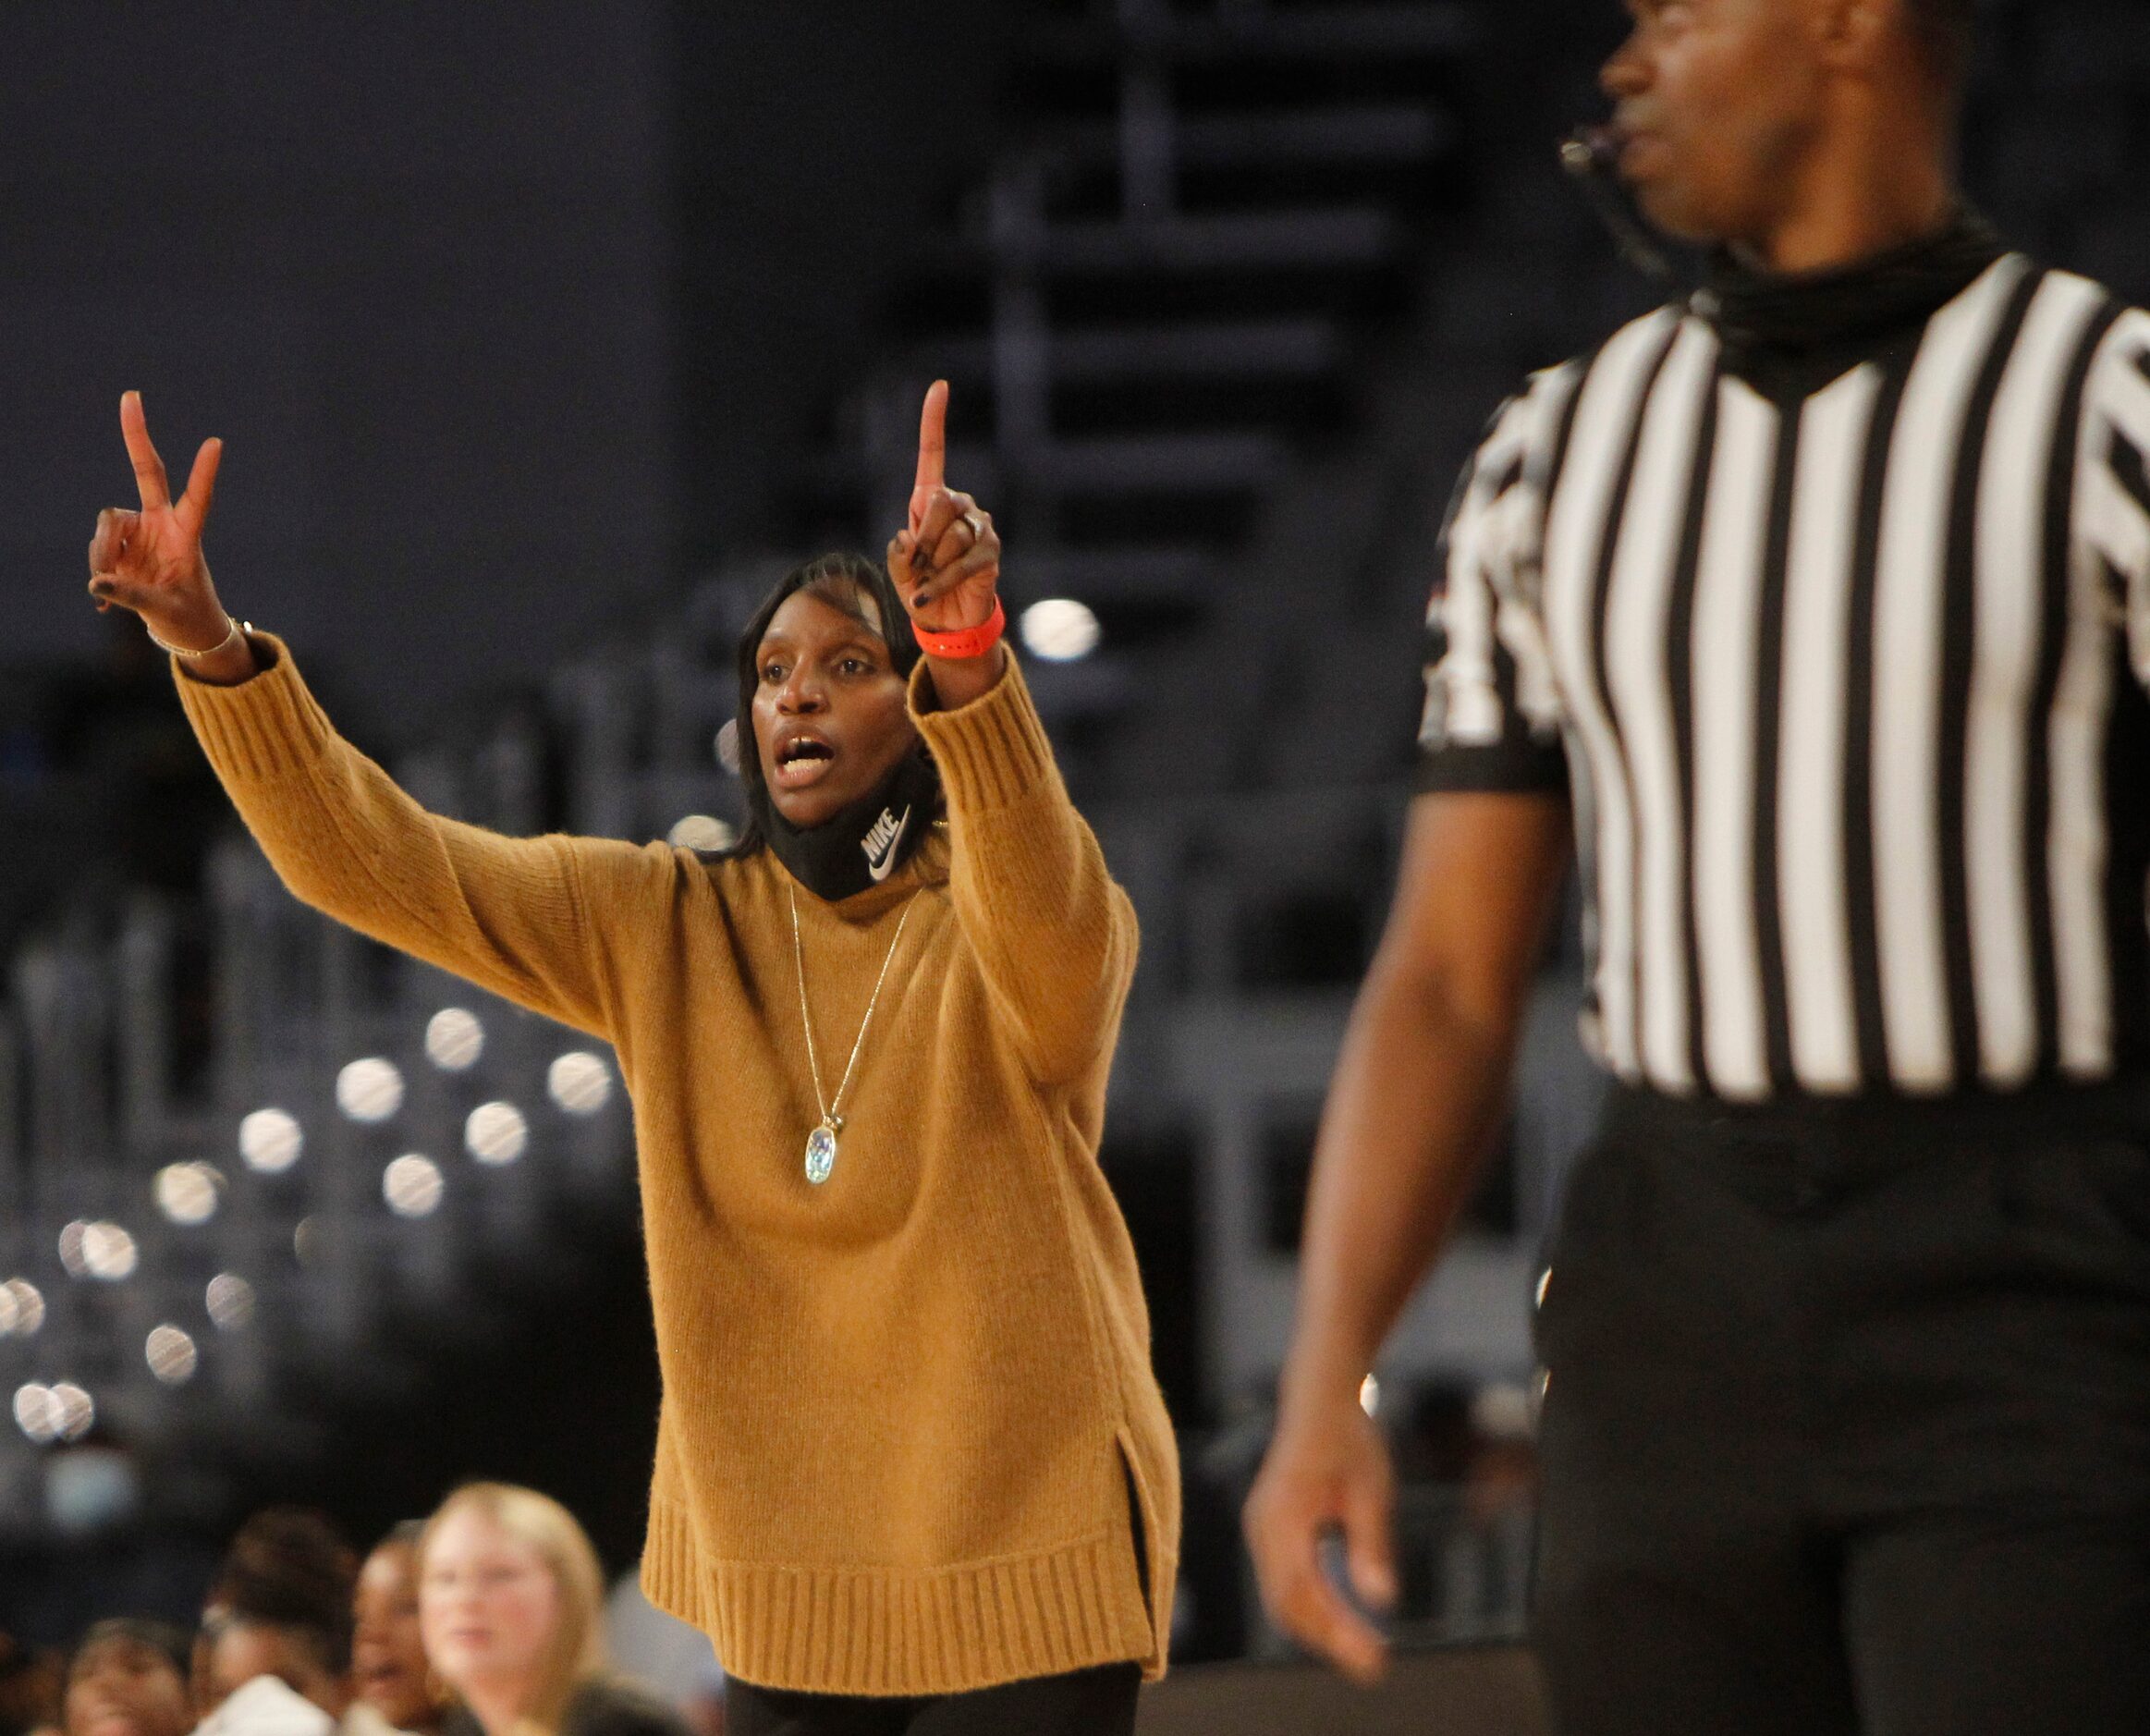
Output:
(79, 1705), (141, 1736)
(1613, 124), (1667, 180)
(774, 734), (837, 789)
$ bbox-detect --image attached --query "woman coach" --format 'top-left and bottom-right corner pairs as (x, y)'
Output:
(84, 384), (1177, 1736)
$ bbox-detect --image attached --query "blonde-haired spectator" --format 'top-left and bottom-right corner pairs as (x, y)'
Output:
(419, 1486), (685, 1736)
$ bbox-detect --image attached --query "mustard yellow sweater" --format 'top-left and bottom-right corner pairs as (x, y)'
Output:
(176, 637), (1179, 1696)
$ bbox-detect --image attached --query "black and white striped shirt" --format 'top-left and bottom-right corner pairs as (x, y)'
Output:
(1417, 247), (2150, 1101)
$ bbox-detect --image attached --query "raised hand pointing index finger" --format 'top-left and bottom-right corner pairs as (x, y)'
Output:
(909, 379), (949, 534)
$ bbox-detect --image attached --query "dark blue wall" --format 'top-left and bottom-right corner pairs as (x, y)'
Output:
(6, 2), (1026, 747)
(5, 4), (672, 742)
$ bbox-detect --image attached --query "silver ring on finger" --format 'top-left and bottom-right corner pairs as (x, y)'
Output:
(961, 508), (986, 543)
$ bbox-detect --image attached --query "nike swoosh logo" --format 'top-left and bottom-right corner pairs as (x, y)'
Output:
(862, 804), (911, 882)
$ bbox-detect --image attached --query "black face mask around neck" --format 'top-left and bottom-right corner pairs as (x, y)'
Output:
(761, 746), (939, 903)
(1699, 207), (2007, 356)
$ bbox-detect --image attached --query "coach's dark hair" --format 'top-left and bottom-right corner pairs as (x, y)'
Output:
(717, 552), (927, 862)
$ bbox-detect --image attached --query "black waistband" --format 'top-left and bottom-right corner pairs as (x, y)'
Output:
(1600, 1075), (2150, 1169)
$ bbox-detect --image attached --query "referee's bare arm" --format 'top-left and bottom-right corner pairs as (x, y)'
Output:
(1243, 789), (1570, 1683)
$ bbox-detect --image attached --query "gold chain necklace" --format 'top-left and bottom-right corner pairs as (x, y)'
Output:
(788, 884), (922, 1186)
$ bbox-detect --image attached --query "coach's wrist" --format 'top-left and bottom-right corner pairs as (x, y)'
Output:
(172, 622), (264, 687)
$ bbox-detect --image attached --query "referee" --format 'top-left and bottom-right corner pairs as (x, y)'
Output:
(1244, 0), (2150, 1730)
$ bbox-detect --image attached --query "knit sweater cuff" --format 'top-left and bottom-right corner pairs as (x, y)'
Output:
(908, 655), (1056, 813)
(170, 631), (337, 782)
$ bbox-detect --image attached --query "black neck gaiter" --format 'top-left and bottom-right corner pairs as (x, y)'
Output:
(761, 747), (939, 903)
(1695, 206), (2010, 397)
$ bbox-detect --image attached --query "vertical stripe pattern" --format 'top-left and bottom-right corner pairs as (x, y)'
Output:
(1777, 365), (1882, 1092)
(1544, 311), (1683, 1077)
(1870, 257), (2028, 1091)
(1416, 259), (2150, 1099)
(1605, 321), (1721, 1092)
(1687, 380), (1778, 1098)
(2054, 307), (2150, 1073)
(1967, 274), (2112, 1083)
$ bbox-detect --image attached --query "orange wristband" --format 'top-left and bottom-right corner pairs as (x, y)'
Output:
(912, 598), (1006, 660)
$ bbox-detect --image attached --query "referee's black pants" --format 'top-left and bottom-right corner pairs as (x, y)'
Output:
(1533, 1079), (2150, 1736)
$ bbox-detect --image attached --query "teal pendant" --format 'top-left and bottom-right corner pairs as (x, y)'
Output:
(804, 1122), (839, 1186)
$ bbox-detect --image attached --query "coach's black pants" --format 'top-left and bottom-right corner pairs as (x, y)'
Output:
(1533, 1080), (2150, 1736)
(725, 1663), (1140, 1736)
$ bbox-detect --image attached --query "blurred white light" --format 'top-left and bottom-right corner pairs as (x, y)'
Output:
(146, 1325), (199, 1387)
(1020, 598), (1102, 663)
(1470, 1381), (1537, 1444)
(14, 1385), (60, 1445)
(668, 813), (736, 852)
(1, 1280), (45, 1339)
(156, 1162), (221, 1227)
(81, 1223), (139, 1283)
(465, 1101), (529, 1167)
(426, 1007), (486, 1071)
(546, 1052), (613, 1116)
(1535, 1267), (1552, 1309)
(51, 1382), (95, 1442)
(1359, 1374), (1381, 1418)
(238, 1107), (304, 1175)
(57, 1221), (90, 1278)
(383, 1155), (445, 1218)
(293, 1217), (321, 1267)
(206, 1274), (256, 1331)
(336, 1057), (406, 1123)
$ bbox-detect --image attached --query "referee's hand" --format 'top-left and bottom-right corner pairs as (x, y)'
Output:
(1243, 1389), (1398, 1683)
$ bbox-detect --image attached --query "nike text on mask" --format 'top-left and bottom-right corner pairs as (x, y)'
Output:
(761, 746), (939, 901)
(862, 804), (911, 882)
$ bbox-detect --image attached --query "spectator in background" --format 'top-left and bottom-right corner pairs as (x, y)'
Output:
(353, 1526), (444, 1736)
(197, 1509), (408, 1736)
(200, 1625), (347, 1727)
(59, 1624), (189, 1736)
(1, 1633), (63, 1736)
(198, 1510), (357, 1721)
(192, 1680), (335, 1736)
(420, 1485), (686, 1736)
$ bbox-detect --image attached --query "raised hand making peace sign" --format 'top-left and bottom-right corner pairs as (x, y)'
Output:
(887, 380), (1002, 640)
(86, 393), (253, 679)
